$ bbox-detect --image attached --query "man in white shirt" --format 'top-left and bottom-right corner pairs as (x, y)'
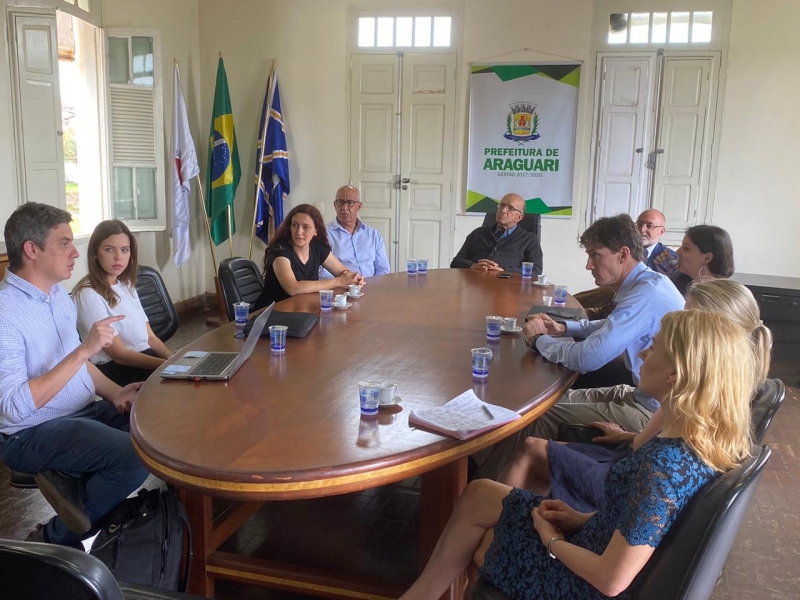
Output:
(321, 185), (391, 278)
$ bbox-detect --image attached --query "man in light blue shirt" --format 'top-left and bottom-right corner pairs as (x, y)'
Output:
(473, 215), (684, 478)
(0, 203), (148, 548)
(320, 185), (390, 278)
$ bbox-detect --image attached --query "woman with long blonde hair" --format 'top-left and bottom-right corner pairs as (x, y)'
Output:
(401, 310), (754, 600)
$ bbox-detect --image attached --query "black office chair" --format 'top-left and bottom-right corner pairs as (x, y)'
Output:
(136, 266), (179, 343)
(0, 538), (208, 599)
(469, 445), (772, 600)
(750, 378), (785, 444)
(217, 257), (264, 321)
(482, 211), (541, 240)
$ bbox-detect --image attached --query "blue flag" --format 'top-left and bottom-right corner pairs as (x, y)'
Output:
(254, 69), (289, 244)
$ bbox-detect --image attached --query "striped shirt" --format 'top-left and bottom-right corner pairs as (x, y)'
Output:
(0, 270), (95, 434)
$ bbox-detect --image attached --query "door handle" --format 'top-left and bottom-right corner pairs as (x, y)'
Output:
(401, 178), (411, 183)
(401, 185), (408, 190)
(635, 148), (643, 153)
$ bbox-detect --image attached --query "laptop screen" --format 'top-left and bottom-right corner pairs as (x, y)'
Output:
(229, 302), (275, 372)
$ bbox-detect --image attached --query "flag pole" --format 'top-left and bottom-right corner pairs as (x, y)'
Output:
(196, 175), (229, 323)
(249, 60), (276, 261)
(227, 205), (234, 259)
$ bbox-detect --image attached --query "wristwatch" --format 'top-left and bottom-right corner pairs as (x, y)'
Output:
(547, 535), (564, 559)
(526, 333), (545, 351)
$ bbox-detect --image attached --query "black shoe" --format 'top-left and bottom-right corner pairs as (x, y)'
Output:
(24, 522), (85, 551)
(9, 470), (37, 489)
(34, 471), (91, 534)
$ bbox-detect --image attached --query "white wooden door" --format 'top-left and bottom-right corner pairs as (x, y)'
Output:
(349, 53), (456, 271)
(398, 54), (456, 270)
(349, 54), (400, 271)
(652, 56), (718, 231)
(12, 14), (66, 209)
(592, 56), (656, 221)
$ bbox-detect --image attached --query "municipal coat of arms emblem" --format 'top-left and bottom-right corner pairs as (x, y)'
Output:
(504, 102), (540, 143)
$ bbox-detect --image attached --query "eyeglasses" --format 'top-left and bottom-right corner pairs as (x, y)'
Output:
(636, 221), (665, 230)
(334, 199), (360, 208)
(497, 202), (523, 216)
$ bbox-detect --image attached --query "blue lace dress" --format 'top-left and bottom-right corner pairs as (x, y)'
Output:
(479, 436), (716, 600)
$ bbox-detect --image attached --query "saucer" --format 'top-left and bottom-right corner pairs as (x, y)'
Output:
(500, 326), (523, 334)
(348, 292), (364, 299)
(380, 395), (402, 406)
(333, 302), (353, 310)
(532, 282), (551, 287)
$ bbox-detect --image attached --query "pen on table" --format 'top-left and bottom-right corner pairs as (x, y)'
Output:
(482, 405), (495, 420)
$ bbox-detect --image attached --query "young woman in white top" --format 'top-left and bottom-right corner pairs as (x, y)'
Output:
(73, 220), (173, 386)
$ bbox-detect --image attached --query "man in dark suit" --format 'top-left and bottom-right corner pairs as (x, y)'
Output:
(450, 193), (543, 274)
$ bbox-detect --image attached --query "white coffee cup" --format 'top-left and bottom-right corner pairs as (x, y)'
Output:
(349, 284), (362, 296)
(542, 295), (553, 307)
(504, 317), (517, 331)
(537, 274), (548, 285)
(334, 294), (348, 307)
(379, 382), (398, 404)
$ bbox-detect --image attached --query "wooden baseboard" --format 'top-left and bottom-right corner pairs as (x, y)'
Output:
(174, 292), (220, 318)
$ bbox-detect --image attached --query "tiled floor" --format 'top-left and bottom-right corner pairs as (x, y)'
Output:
(1, 309), (798, 599)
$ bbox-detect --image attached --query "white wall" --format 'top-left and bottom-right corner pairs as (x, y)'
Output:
(195, 0), (598, 292)
(713, 0), (800, 278)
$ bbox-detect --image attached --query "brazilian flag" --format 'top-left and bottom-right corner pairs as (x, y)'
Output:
(205, 58), (241, 245)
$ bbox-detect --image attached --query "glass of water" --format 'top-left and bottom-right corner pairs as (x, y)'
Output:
(485, 316), (503, 340)
(319, 289), (334, 310)
(233, 302), (250, 338)
(521, 262), (534, 279)
(417, 258), (428, 274)
(471, 347), (493, 379)
(554, 285), (568, 306)
(407, 259), (417, 275)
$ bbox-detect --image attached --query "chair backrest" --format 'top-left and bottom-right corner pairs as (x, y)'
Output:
(631, 444), (772, 600)
(750, 378), (785, 444)
(0, 538), (125, 600)
(482, 211), (541, 239)
(218, 257), (264, 321)
(136, 265), (179, 343)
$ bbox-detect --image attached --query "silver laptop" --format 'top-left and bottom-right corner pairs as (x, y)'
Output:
(160, 303), (274, 381)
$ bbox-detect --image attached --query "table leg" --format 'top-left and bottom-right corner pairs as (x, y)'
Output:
(420, 457), (468, 600)
(180, 489), (215, 598)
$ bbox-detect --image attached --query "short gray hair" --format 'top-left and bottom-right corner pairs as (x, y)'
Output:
(4, 202), (72, 269)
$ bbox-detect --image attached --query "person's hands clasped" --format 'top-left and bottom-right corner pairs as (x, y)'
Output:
(586, 421), (637, 444)
(470, 259), (504, 272)
(536, 499), (593, 535)
(109, 381), (143, 414)
(336, 270), (365, 289)
(532, 506), (563, 547)
(523, 313), (566, 337)
(81, 315), (125, 358)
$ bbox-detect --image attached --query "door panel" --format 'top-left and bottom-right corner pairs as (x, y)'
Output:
(593, 57), (655, 220)
(13, 14), (66, 209)
(350, 55), (399, 269)
(399, 54), (456, 269)
(652, 57), (716, 231)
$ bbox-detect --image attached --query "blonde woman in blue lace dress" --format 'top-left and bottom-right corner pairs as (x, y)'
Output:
(401, 310), (754, 600)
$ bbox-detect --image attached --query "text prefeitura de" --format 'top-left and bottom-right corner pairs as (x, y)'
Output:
(482, 147), (560, 172)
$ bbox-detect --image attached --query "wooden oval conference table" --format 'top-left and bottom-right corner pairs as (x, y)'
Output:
(130, 269), (581, 599)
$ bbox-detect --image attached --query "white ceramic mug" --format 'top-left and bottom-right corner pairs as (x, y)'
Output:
(379, 382), (398, 404)
(504, 317), (517, 330)
(334, 294), (348, 307)
(349, 284), (362, 296)
(537, 274), (548, 285)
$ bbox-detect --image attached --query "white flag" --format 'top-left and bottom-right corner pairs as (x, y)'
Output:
(170, 64), (200, 267)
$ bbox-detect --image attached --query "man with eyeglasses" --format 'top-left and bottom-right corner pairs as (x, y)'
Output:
(320, 185), (390, 278)
(450, 193), (543, 274)
(574, 209), (678, 319)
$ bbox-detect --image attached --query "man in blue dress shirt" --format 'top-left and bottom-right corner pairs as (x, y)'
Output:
(0, 203), (149, 547)
(320, 185), (390, 278)
(474, 214), (684, 478)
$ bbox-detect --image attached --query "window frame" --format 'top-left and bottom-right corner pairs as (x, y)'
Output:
(348, 5), (461, 55)
(101, 27), (166, 232)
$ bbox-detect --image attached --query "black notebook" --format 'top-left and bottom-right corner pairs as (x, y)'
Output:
(244, 310), (318, 338)
(526, 305), (584, 323)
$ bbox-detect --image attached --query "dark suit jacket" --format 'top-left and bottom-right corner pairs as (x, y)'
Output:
(450, 225), (543, 274)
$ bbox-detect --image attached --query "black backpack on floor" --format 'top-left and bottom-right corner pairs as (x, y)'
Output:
(90, 487), (192, 591)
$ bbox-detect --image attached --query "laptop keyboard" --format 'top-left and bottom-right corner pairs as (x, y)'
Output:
(191, 353), (237, 376)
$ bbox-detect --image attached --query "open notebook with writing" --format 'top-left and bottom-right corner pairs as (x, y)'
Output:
(409, 390), (520, 440)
